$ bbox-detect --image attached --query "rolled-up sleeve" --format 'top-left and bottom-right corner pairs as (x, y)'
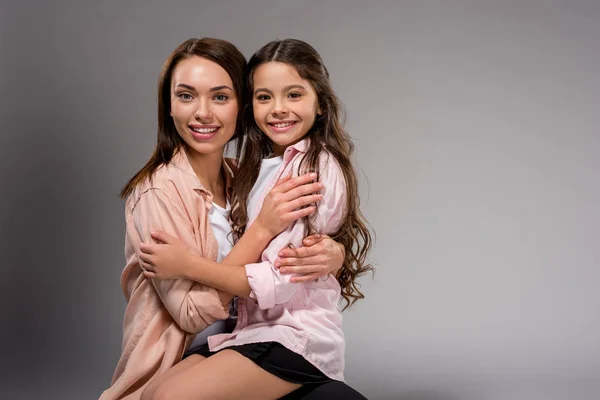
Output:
(245, 154), (347, 310)
(126, 188), (229, 333)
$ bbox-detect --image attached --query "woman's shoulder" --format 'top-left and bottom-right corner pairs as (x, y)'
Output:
(125, 162), (189, 210)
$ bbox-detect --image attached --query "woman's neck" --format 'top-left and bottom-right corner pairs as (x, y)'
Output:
(184, 147), (225, 196)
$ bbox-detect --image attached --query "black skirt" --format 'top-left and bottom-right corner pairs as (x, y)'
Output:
(183, 341), (332, 385)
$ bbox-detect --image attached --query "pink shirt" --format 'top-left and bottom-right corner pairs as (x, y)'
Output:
(209, 139), (347, 381)
(100, 150), (234, 400)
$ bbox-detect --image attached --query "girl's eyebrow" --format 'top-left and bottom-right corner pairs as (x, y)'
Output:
(283, 84), (306, 92)
(254, 84), (306, 94)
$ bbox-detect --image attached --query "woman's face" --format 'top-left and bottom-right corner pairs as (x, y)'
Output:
(170, 56), (238, 156)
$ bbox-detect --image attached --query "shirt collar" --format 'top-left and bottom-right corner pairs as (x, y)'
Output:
(171, 148), (235, 206)
(282, 138), (310, 162)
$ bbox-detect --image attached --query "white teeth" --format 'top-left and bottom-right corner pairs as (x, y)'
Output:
(273, 122), (294, 128)
(192, 127), (218, 133)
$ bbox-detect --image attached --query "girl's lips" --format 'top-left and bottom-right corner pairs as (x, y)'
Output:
(268, 121), (297, 133)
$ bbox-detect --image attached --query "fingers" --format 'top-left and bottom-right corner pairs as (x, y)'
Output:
(276, 173), (318, 194)
(281, 181), (324, 203)
(302, 234), (325, 246)
(278, 265), (325, 275)
(139, 251), (153, 264)
(139, 242), (154, 254)
(291, 273), (322, 283)
(143, 270), (157, 279)
(286, 193), (323, 211)
(272, 173), (293, 189)
(284, 206), (316, 223)
(151, 231), (175, 244)
(277, 254), (324, 268)
(278, 245), (315, 258)
(139, 257), (155, 272)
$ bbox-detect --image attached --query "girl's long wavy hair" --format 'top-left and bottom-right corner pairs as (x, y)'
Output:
(120, 38), (247, 198)
(230, 39), (374, 310)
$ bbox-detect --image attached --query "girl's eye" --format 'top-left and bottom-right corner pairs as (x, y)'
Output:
(214, 94), (229, 102)
(288, 92), (302, 99)
(256, 94), (271, 101)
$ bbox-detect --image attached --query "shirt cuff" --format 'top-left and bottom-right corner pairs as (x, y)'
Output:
(245, 261), (275, 310)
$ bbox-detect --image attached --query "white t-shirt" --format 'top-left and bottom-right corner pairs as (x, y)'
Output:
(247, 156), (284, 221)
(188, 156), (284, 351)
(188, 200), (233, 350)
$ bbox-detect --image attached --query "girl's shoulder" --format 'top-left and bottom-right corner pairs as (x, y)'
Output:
(292, 147), (344, 181)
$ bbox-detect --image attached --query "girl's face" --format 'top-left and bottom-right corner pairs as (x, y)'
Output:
(170, 56), (238, 156)
(252, 62), (321, 155)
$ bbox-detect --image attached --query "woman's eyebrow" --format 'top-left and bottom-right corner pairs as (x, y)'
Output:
(209, 85), (234, 92)
(174, 83), (196, 91)
(175, 83), (233, 92)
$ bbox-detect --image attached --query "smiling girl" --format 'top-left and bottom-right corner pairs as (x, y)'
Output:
(138, 39), (373, 400)
(100, 38), (347, 400)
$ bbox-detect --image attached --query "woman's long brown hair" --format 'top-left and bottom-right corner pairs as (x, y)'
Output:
(230, 39), (374, 310)
(120, 38), (247, 198)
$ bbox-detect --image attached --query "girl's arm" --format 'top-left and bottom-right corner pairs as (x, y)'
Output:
(140, 157), (347, 307)
(140, 173), (324, 302)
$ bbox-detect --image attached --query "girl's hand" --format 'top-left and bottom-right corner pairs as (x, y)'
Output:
(275, 234), (345, 283)
(138, 231), (195, 280)
(254, 173), (324, 238)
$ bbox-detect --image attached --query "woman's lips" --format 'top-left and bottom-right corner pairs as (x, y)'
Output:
(189, 125), (220, 140)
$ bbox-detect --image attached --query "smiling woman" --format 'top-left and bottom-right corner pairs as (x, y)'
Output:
(170, 58), (238, 157)
(131, 38), (372, 400)
(99, 37), (348, 400)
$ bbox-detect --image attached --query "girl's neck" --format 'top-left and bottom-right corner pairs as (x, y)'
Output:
(184, 146), (225, 195)
(272, 137), (305, 156)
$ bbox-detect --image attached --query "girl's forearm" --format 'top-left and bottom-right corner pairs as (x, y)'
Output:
(185, 256), (252, 298)
(221, 220), (274, 266)
(187, 223), (274, 302)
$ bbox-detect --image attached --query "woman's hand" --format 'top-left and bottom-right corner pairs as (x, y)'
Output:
(138, 232), (195, 280)
(275, 234), (345, 283)
(253, 173), (324, 238)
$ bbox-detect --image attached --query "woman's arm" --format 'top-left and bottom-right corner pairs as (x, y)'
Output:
(139, 173), (324, 297)
(276, 234), (345, 282)
(140, 158), (348, 308)
(128, 188), (230, 333)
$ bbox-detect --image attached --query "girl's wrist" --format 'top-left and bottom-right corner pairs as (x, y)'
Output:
(250, 219), (277, 242)
(182, 252), (199, 280)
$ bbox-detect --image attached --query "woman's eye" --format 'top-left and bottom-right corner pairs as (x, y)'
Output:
(288, 92), (301, 99)
(178, 93), (193, 101)
(214, 94), (228, 102)
(256, 94), (270, 101)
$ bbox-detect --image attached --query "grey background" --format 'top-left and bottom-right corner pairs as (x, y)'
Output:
(1, 1), (599, 399)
